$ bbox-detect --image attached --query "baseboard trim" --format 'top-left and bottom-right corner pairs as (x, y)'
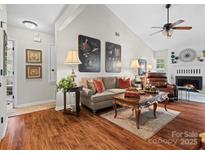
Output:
(55, 105), (71, 111)
(0, 117), (8, 141)
(15, 99), (56, 108)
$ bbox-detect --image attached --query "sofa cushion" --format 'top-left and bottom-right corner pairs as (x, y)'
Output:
(91, 91), (115, 103)
(119, 78), (131, 89)
(103, 77), (117, 89)
(107, 88), (126, 94)
(93, 79), (105, 93)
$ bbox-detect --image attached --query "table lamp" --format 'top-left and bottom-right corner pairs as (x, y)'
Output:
(147, 63), (153, 72)
(64, 50), (82, 79)
(130, 59), (140, 82)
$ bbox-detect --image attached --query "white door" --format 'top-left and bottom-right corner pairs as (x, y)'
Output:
(0, 28), (7, 140)
(48, 45), (56, 83)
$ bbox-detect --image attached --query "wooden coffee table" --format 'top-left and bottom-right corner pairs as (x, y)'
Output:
(112, 92), (168, 129)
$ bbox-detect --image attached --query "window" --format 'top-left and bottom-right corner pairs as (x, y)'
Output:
(156, 59), (165, 72)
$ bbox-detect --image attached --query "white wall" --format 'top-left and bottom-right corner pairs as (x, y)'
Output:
(7, 26), (56, 106)
(55, 5), (154, 108)
(0, 4), (7, 140)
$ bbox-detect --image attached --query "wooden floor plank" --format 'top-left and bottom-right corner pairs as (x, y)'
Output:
(0, 101), (204, 150)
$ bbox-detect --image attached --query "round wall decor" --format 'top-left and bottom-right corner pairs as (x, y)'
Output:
(179, 48), (197, 62)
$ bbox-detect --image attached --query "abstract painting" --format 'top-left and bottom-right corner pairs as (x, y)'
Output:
(105, 42), (121, 73)
(78, 35), (101, 72)
(26, 65), (42, 79)
(138, 59), (147, 76)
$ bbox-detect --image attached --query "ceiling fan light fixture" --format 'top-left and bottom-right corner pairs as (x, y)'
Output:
(162, 29), (173, 38)
(150, 4), (192, 38)
(168, 29), (173, 37)
(22, 20), (38, 29)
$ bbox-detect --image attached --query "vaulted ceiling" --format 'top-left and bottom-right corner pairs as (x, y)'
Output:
(7, 4), (66, 34)
(6, 4), (205, 51)
(106, 4), (205, 51)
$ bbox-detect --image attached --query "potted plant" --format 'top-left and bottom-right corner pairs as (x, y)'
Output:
(57, 76), (77, 92)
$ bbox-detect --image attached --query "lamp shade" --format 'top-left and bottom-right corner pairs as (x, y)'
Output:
(147, 63), (152, 70)
(130, 59), (139, 69)
(64, 51), (82, 65)
(147, 63), (152, 72)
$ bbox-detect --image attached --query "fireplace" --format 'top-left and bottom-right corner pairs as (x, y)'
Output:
(176, 76), (203, 90)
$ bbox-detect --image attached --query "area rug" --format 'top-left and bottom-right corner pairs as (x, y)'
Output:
(100, 107), (180, 140)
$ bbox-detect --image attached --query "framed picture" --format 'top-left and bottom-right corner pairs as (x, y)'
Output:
(138, 59), (147, 76)
(78, 35), (101, 72)
(105, 42), (121, 73)
(26, 49), (42, 63)
(26, 65), (42, 79)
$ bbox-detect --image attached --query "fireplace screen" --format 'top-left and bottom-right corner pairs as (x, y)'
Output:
(176, 76), (203, 90)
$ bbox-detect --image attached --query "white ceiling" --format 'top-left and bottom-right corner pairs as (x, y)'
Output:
(107, 4), (205, 51)
(7, 4), (66, 34)
(7, 4), (205, 49)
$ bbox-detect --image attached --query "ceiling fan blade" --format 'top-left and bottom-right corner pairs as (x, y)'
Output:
(149, 30), (163, 36)
(171, 20), (184, 27)
(151, 26), (163, 29)
(173, 26), (192, 30)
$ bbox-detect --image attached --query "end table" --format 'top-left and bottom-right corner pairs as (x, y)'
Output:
(63, 86), (82, 116)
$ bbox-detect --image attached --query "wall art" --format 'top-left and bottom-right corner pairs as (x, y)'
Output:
(26, 49), (42, 63)
(138, 59), (147, 76)
(78, 35), (101, 72)
(26, 65), (42, 79)
(105, 42), (121, 73)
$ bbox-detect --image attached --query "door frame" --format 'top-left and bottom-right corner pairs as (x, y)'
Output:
(0, 28), (7, 140)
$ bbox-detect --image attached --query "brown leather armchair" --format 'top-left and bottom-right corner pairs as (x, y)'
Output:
(141, 72), (178, 101)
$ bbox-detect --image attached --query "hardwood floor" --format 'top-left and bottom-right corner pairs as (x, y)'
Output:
(0, 101), (205, 150)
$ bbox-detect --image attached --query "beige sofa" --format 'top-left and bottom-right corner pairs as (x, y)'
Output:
(80, 77), (128, 114)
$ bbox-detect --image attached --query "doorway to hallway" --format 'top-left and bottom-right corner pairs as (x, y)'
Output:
(6, 40), (15, 112)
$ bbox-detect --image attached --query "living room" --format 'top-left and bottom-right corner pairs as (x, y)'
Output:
(0, 0), (205, 152)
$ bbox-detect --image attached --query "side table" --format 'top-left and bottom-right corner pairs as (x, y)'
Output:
(63, 86), (82, 116)
(134, 81), (143, 90)
(177, 86), (192, 102)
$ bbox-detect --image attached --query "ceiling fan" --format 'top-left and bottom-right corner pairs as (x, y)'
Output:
(150, 4), (192, 38)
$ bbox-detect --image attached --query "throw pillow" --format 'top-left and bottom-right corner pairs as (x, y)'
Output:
(119, 78), (131, 89)
(82, 87), (94, 97)
(93, 79), (105, 93)
(87, 80), (97, 94)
